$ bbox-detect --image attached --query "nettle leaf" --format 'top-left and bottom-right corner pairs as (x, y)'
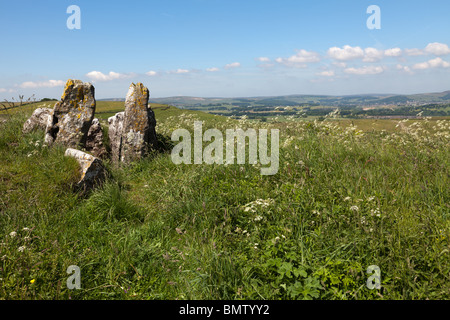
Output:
(293, 267), (307, 278)
(304, 277), (322, 299)
(287, 281), (303, 299)
(264, 257), (282, 269)
(278, 262), (293, 278)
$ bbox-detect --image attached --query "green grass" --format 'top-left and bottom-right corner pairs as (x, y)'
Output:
(0, 105), (449, 300)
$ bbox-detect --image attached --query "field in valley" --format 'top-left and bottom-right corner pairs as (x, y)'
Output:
(0, 102), (449, 300)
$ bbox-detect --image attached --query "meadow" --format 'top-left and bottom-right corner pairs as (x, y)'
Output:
(0, 102), (449, 300)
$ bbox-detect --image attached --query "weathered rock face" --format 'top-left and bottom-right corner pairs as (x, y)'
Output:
(85, 118), (107, 159)
(23, 107), (52, 134)
(107, 111), (124, 163)
(45, 80), (96, 149)
(65, 148), (105, 191)
(108, 83), (157, 164)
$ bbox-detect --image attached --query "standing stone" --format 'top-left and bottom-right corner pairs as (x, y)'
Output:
(107, 111), (124, 163)
(23, 107), (52, 134)
(85, 118), (107, 159)
(65, 148), (105, 191)
(45, 79), (96, 149)
(120, 83), (157, 163)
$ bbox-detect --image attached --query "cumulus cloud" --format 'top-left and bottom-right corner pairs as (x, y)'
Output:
(404, 48), (425, 56)
(412, 57), (450, 70)
(86, 71), (129, 81)
(424, 42), (450, 56)
(19, 80), (65, 89)
(256, 57), (270, 62)
(384, 48), (402, 57)
(328, 46), (402, 62)
(224, 62), (241, 69)
(396, 64), (413, 74)
(275, 49), (321, 67)
(344, 65), (384, 75)
(175, 69), (190, 74)
(146, 70), (158, 76)
(167, 69), (191, 74)
(317, 70), (335, 77)
(328, 45), (364, 61)
(363, 47), (385, 62)
(206, 67), (219, 72)
(332, 62), (347, 68)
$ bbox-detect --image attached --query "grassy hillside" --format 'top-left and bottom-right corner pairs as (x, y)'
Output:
(0, 104), (449, 300)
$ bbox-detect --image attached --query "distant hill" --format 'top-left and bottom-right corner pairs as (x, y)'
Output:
(98, 90), (450, 108)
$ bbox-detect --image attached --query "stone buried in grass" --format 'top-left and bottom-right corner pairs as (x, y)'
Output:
(22, 107), (52, 134)
(64, 148), (105, 191)
(45, 79), (96, 149)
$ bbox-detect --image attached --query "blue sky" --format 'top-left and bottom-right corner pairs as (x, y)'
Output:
(1, 0), (450, 99)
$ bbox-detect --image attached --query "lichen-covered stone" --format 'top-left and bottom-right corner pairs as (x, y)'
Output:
(120, 83), (157, 163)
(85, 118), (107, 159)
(45, 79), (96, 149)
(65, 148), (105, 191)
(23, 107), (52, 134)
(107, 111), (124, 163)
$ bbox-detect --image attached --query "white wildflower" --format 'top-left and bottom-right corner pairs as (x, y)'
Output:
(350, 206), (359, 212)
(9, 231), (17, 238)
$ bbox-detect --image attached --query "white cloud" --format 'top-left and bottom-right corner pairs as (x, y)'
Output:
(256, 57), (270, 62)
(86, 71), (128, 81)
(19, 80), (65, 89)
(424, 42), (450, 56)
(167, 69), (191, 74)
(317, 70), (335, 77)
(332, 62), (347, 68)
(363, 47), (385, 62)
(404, 48), (425, 56)
(396, 64), (413, 74)
(224, 62), (241, 69)
(404, 43), (450, 57)
(175, 69), (190, 74)
(206, 67), (219, 72)
(275, 49), (321, 67)
(146, 70), (158, 76)
(0, 88), (7, 93)
(412, 57), (450, 70)
(384, 48), (402, 57)
(328, 45), (364, 61)
(344, 65), (384, 75)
